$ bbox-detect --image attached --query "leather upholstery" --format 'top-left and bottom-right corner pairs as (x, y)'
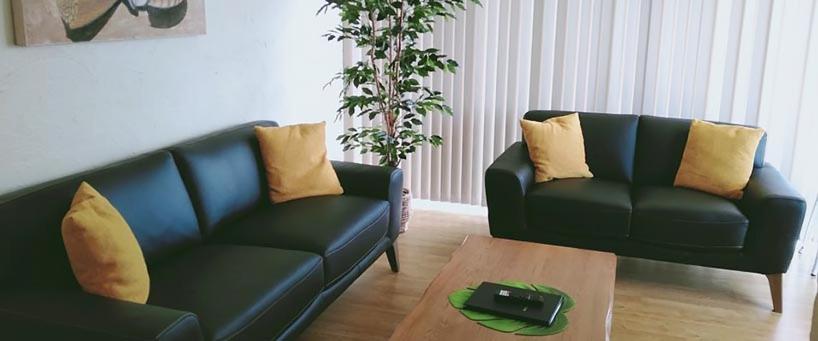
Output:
(276, 237), (392, 340)
(526, 178), (632, 238)
(89, 152), (201, 264)
(0, 152), (198, 289)
(172, 121), (276, 235)
(485, 142), (534, 237)
(487, 112), (805, 277)
(148, 245), (322, 340)
(739, 165), (807, 273)
(631, 187), (749, 250)
(0, 121), (402, 340)
(0, 176), (89, 289)
(332, 161), (403, 241)
(211, 195), (389, 286)
(524, 111), (639, 183)
(634, 115), (767, 186)
(0, 290), (202, 341)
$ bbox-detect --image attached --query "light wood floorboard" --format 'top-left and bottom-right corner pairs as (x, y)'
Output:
(299, 209), (816, 340)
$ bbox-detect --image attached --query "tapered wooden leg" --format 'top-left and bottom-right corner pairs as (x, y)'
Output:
(766, 273), (783, 313)
(386, 243), (400, 273)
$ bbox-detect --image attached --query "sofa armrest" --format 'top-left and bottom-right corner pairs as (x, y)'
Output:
(738, 164), (807, 274)
(485, 142), (535, 237)
(332, 161), (404, 241)
(0, 291), (202, 341)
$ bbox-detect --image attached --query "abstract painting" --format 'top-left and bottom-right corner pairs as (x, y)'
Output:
(11, 0), (206, 46)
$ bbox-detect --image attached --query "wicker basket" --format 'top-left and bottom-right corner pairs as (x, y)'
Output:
(400, 188), (411, 233)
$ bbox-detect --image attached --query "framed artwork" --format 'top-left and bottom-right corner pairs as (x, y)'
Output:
(11, 0), (207, 46)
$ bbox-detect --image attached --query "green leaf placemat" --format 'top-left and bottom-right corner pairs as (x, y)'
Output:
(448, 280), (573, 336)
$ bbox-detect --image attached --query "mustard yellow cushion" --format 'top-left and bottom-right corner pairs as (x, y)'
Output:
(674, 120), (764, 199)
(255, 122), (344, 203)
(61, 182), (149, 304)
(520, 113), (593, 183)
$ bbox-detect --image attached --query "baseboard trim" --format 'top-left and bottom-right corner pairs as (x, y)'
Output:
(412, 199), (487, 216)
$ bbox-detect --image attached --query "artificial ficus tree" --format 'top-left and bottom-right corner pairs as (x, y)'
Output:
(320, 0), (480, 168)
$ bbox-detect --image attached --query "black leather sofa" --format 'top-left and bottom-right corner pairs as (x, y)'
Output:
(0, 121), (403, 340)
(486, 110), (806, 312)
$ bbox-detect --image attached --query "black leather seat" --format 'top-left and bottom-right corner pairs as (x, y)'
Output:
(487, 111), (807, 312)
(211, 196), (389, 287)
(0, 121), (404, 340)
(631, 186), (749, 250)
(526, 178), (631, 238)
(148, 245), (323, 340)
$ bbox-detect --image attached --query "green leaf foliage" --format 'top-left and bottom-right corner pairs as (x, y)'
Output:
(447, 281), (573, 337)
(447, 288), (473, 309)
(320, 0), (481, 167)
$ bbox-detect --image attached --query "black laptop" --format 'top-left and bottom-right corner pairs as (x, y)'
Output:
(464, 282), (564, 326)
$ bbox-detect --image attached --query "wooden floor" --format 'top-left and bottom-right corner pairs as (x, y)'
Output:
(299, 209), (817, 340)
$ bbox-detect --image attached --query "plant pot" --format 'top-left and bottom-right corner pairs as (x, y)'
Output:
(400, 188), (411, 233)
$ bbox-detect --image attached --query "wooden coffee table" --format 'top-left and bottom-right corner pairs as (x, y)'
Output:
(390, 235), (617, 340)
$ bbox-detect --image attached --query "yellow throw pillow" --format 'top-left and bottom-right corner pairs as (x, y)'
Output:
(255, 122), (344, 203)
(520, 113), (593, 183)
(61, 182), (149, 304)
(674, 120), (764, 199)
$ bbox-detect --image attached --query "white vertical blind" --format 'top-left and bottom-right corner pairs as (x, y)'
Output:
(342, 0), (818, 210)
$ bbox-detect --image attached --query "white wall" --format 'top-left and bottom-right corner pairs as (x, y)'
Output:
(0, 0), (344, 195)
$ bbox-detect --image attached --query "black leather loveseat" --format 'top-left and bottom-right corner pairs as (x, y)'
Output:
(0, 121), (403, 340)
(486, 111), (806, 312)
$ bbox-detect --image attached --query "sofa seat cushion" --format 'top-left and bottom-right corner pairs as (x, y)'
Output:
(147, 245), (322, 341)
(525, 178), (632, 238)
(210, 195), (389, 286)
(631, 187), (749, 250)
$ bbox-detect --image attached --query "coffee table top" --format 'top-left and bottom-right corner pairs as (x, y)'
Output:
(389, 235), (617, 340)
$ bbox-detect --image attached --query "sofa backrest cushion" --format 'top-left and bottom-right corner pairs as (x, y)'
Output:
(523, 111), (639, 183)
(0, 152), (200, 289)
(91, 153), (202, 263)
(634, 115), (767, 186)
(172, 121), (276, 236)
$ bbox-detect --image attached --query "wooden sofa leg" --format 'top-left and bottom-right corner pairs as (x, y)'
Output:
(386, 243), (400, 273)
(766, 273), (783, 313)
